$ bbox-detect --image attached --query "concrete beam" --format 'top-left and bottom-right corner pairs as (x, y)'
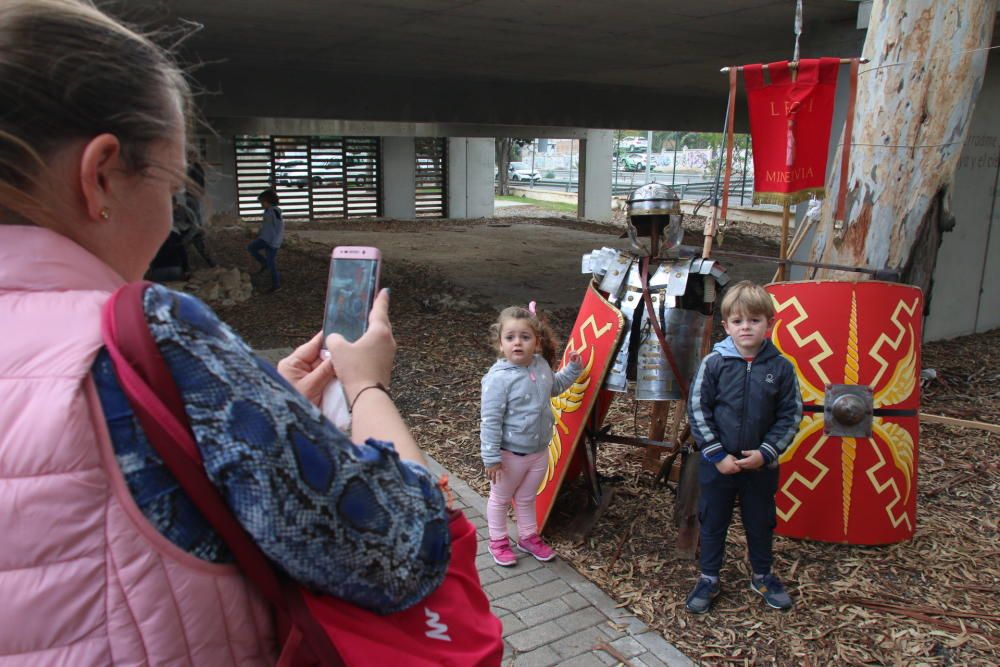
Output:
(208, 117), (589, 140)
(198, 70), (734, 132)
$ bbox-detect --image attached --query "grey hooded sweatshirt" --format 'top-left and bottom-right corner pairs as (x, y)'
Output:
(480, 354), (583, 466)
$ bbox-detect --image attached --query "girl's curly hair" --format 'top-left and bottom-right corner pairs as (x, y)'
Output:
(488, 305), (560, 368)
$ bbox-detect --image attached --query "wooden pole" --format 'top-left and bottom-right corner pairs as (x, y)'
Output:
(919, 413), (1000, 434)
(776, 202), (791, 281)
(775, 62), (799, 283)
(641, 219), (667, 469)
(772, 209), (817, 282)
(642, 402), (672, 472)
(785, 210), (815, 258)
(720, 57), (868, 73)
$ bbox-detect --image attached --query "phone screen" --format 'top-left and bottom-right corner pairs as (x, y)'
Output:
(322, 258), (379, 343)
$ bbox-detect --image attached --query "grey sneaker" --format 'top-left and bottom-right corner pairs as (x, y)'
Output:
(685, 576), (721, 614)
(751, 574), (793, 610)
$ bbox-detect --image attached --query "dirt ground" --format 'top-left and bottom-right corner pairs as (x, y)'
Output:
(201, 214), (998, 666)
(285, 213), (779, 313)
(291, 222), (612, 313)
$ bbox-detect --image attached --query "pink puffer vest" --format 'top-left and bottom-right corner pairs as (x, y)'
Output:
(0, 226), (275, 665)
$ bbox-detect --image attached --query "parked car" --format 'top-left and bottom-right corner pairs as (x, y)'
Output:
(274, 159), (309, 187)
(508, 161), (541, 182)
(312, 159), (360, 187)
(619, 136), (649, 151)
(617, 154), (647, 171)
(275, 158), (373, 189)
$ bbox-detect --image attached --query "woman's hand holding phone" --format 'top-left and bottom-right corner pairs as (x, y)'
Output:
(324, 288), (425, 465)
(325, 288), (395, 404)
(277, 331), (337, 406)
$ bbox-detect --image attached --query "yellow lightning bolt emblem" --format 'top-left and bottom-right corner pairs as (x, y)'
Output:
(537, 352), (593, 494)
(864, 430), (913, 530)
(770, 295), (831, 405)
(868, 297), (917, 521)
(869, 298), (919, 397)
(776, 414), (829, 522)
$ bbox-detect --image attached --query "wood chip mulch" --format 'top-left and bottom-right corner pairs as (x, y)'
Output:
(205, 222), (998, 666)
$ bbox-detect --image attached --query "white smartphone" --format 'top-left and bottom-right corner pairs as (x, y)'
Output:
(319, 246), (381, 429)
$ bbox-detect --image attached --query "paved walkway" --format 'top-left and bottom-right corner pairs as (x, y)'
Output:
(255, 349), (690, 665)
(424, 456), (692, 667)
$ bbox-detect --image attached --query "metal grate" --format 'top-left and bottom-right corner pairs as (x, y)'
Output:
(344, 137), (380, 218)
(415, 138), (447, 218)
(272, 136), (311, 218)
(235, 135), (382, 219)
(235, 135), (272, 216)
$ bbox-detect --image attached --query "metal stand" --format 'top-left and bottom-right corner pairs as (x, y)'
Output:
(566, 223), (694, 541)
(561, 185), (713, 555)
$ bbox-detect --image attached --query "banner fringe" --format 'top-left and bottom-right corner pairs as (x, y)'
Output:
(753, 188), (826, 206)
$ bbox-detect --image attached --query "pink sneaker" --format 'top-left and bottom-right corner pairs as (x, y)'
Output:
(489, 538), (517, 567)
(516, 534), (556, 562)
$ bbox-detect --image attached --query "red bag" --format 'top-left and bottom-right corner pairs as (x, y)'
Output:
(100, 282), (504, 667)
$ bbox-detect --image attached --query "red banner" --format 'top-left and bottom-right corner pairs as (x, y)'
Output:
(536, 283), (623, 532)
(766, 281), (922, 545)
(746, 58), (840, 205)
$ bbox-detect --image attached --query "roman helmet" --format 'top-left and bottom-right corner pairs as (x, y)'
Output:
(625, 182), (683, 252)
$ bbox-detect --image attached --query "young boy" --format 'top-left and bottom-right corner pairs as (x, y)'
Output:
(247, 188), (283, 292)
(685, 281), (803, 614)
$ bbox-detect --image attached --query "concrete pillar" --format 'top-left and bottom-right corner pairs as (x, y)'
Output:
(925, 55), (1000, 340)
(577, 129), (613, 222)
(447, 137), (495, 218)
(201, 134), (238, 223)
(382, 137), (416, 219)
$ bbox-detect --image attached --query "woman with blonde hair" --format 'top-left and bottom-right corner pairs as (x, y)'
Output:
(0, 2), (449, 664)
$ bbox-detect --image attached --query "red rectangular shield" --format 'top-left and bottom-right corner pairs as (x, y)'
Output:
(766, 281), (922, 545)
(536, 283), (623, 532)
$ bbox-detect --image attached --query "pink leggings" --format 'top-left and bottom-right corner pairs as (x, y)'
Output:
(487, 449), (549, 541)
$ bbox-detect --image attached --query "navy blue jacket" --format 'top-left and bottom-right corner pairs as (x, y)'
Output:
(688, 337), (802, 465)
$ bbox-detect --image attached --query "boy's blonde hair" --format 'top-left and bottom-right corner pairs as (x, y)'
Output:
(720, 281), (775, 320)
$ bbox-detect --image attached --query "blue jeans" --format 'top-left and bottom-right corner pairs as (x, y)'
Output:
(698, 461), (779, 578)
(247, 238), (279, 287)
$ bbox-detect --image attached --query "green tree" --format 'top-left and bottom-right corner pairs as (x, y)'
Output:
(495, 137), (531, 196)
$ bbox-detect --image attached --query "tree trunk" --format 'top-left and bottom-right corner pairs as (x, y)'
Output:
(808, 0), (996, 304)
(495, 138), (512, 196)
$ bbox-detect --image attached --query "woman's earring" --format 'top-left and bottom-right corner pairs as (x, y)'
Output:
(99, 207), (111, 220)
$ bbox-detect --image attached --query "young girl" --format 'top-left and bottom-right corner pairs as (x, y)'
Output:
(480, 304), (583, 566)
(247, 188), (283, 292)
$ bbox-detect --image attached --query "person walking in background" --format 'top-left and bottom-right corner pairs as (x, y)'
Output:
(0, 1), (450, 663)
(685, 281), (803, 614)
(145, 199), (189, 281)
(248, 187), (283, 292)
(174, 159), (215, 269)
(480, 303), (582, 567)
(174, 190), (215, 270)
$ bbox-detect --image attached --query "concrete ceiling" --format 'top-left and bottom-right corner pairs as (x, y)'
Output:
(145, 0), (865, 130)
